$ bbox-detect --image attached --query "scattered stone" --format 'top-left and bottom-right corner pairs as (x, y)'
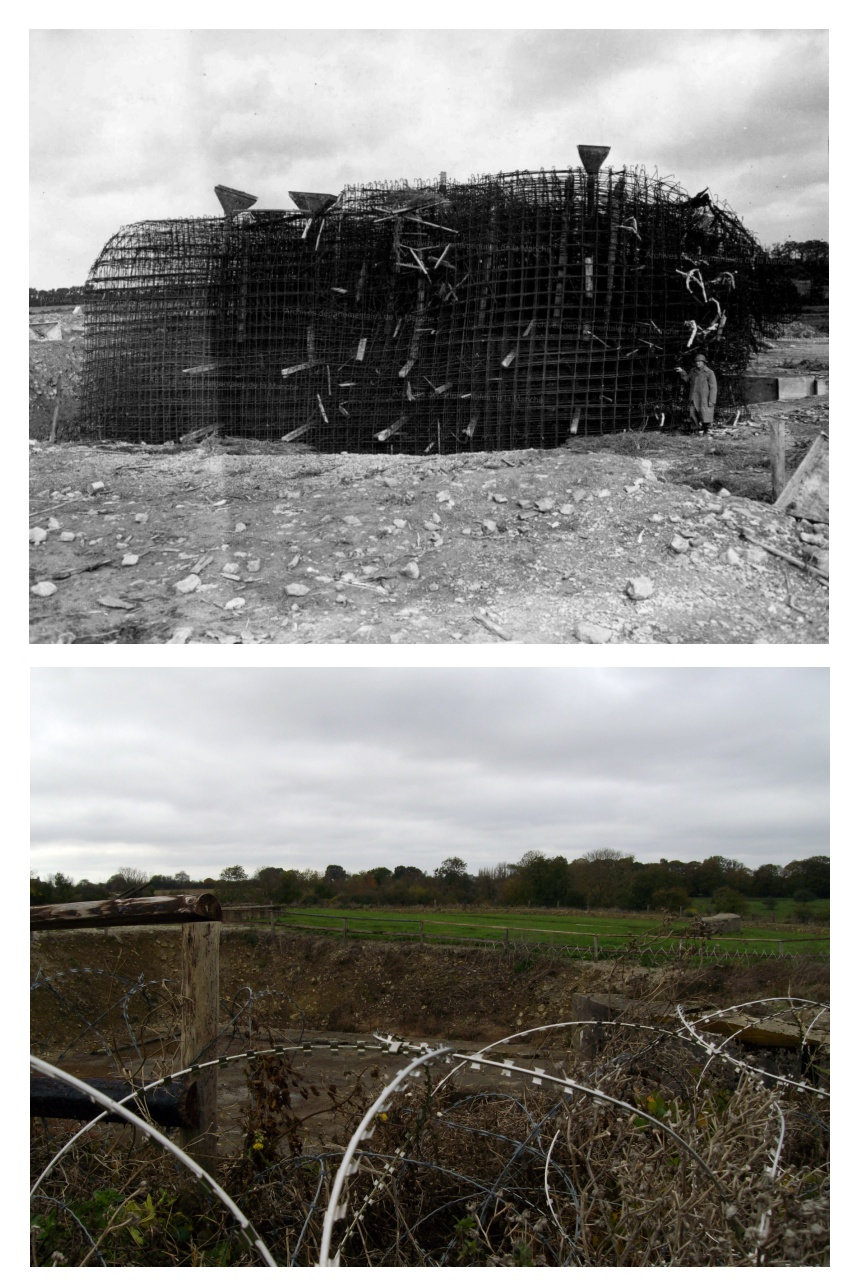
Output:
(175, 573), (202, 593)
(31, 581), (57, 597)
(224, 597), (246, 611)
(670, 535), (690, 554)
(481, 518), (498, 534)
(492, 494), (508, 504)
(575, 620), (612, 644)
(134, 512), (149, 523)
(535, 497), (555, 511)
(47, 516), (60, 531)
(89, 480), (105, 493)
(167, 627), (193, 644)
(343, 515), (362, 526)
(626, 576), (654, 601)
(121, 553), (140, 566)
(222, 562), (240, 575)
(745, 545), (769, 567)
(98, 595), (135, 610)
(246, 559), (261, 572)
(559, 503), (575, 516)
(285, 583), (310, 596)
(29, 526), (48, 545)
(399, 561), (420, 579)
(436, 489), (452, 503)
(597, 488), (611, 498)
(726, 547), (741, 565)
(59, 531), (75, 542)
(234, 522), (247, 533)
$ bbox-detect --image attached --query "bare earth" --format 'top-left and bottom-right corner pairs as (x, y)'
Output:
(29, 331), (828, 646)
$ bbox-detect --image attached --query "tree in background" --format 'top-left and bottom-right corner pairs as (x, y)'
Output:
(220, 865), (248, 882)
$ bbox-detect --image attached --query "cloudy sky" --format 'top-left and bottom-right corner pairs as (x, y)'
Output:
(29, 667), (828, 883)
(29, 24), (828, 287)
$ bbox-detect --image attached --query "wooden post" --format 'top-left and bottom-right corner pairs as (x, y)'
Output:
(49, 372), (63, 443)
(778, 939), (784, 958)
(503, 927), (509, 952)
(593, 935), (599, 961)
(770, 421), (787, 499)
(180, 921), (221, 1175)
(419, 920), (425, 946)
(342, 918), (348, 938)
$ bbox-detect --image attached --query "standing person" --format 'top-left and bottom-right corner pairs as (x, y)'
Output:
(675, 353), (717, 433)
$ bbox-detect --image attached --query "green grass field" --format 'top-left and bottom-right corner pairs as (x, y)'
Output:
(263, 904), (829, 958)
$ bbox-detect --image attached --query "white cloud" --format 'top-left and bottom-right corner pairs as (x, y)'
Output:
(30, 668), (829, 882)
(30, 28), (828, 284)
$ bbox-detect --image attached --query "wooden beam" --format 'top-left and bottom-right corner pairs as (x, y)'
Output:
(31, 893), (222, 932)
(770, 420), (787, 499)
(180, 921), (221, 1174)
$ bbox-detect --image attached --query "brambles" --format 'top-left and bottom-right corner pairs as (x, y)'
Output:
(31, 956), (829, 1266)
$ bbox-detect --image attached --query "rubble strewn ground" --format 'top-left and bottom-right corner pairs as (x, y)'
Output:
(29, 321), (828, 644)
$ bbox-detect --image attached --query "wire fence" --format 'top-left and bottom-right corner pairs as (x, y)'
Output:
(81, 162), (782, 450)
(30, 962), (830, 1267)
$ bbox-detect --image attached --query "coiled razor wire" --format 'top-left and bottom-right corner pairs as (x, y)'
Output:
(30, 1056), (277, 1266)
(31, 996), (828, 1267)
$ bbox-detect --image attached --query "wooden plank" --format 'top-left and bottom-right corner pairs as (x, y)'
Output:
(696, 1013), (829, 1051)
(180, 921), (221, 1174)
(30, 894), (222, 931)
(774, 433), (829, 523)
(770, 420), (787, 499)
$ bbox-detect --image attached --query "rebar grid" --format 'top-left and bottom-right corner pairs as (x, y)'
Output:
(82, 166), (774, 451)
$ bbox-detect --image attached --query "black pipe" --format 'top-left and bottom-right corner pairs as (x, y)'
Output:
(30, 1076), (198, 1129)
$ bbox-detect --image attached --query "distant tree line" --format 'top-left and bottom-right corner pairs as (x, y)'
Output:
(30, 852), (829, 917)
(29, 286), (87, 307)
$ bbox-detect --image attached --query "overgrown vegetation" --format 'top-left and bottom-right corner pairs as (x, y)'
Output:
(31, 973), (830, 1267)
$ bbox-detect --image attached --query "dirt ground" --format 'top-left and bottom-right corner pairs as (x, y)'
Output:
(29, 324), (828, 645)
(31, 928), (829, 1155)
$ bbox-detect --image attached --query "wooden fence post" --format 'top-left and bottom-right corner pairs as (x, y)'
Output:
(180, 920), (221, 1175)
(593, 935), (599, 961)
(770, 420), (787, 499)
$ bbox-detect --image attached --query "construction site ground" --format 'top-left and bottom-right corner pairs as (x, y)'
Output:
(29, 323), (828, 645)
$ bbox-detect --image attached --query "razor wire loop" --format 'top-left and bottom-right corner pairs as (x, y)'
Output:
(675, 1004), (829, 1098)
(29, 1056), (277, 1267)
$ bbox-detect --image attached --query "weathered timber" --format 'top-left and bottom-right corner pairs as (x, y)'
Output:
(180, 920), (221, 1173)
(30, 1075), (198, 1128)
(696, 1013), (829, 1051)
(30, 893), (223, 931)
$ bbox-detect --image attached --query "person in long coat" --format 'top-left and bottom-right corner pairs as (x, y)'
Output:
(675, 354), (717, 432)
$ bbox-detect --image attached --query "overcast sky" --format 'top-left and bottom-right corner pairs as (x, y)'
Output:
(29, 25), (828, 287)
(29, 667), (828, 883)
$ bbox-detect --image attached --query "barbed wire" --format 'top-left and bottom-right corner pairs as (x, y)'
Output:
(30, 971), (829, 1267)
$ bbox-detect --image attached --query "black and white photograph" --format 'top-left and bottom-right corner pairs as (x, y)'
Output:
(29, 25), (828, 644)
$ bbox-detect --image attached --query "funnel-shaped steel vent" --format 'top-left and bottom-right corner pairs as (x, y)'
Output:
(214, 185), (258, 215)
(577, 145), (611, 175)
(288, 191), (338, 215)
